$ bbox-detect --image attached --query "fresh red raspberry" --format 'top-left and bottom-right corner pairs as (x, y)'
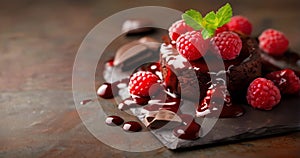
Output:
(246, 78), (281, 110)
(128, 71), (160, 97)
(266, 69), (300, 94)
(215, 24), (229, 35)
(168, 20), (194, 41)
(210, 31), (242, 60)
(258, 29), (289, 56)
(227, 15), (252, 36)
(176, 31), (208, 61)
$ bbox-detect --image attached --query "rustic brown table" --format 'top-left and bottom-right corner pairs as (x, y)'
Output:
(0, 0), (299, 157)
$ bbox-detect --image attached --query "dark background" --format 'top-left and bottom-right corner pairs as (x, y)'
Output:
(0, 0), (299, 157)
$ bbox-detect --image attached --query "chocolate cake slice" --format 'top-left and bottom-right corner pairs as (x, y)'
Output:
(160, 37), (262, 100)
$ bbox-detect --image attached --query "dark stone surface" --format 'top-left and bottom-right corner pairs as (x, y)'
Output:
(104, 61), (300, 150)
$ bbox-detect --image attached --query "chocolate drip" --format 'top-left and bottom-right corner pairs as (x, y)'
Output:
(123, 121), (142, 132)
(105, 115), (124, 126)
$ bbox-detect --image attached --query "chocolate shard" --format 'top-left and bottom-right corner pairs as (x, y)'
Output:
(122, 19), (155, 35)
(144, 109), (182, 130)
(114, 40), (146, 66)
(113, 37), (160, 71)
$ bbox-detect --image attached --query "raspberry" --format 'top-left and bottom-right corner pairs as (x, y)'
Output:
(227, 16), (252, 36)
(168, 20), (194, 41)
(215, 24), (229, 35)
(210, 31), (242, 60)
(266, 69), (300, 94)
(176, 31), (208, 61)
(246, 78), (281, 110)
(258, 29), (289, 56)
(128, 71), (159, 97)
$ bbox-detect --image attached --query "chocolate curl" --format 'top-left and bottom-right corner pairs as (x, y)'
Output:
(143, 109), (182, 130)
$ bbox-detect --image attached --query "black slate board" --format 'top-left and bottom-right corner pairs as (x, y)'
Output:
(103, 65), (300, 149)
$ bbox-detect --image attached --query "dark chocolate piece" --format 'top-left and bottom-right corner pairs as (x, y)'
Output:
(144, 110), (182, 130)
(113, 37), (160, 71)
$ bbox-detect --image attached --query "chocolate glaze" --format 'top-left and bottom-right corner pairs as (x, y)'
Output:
(196, 79), (245, 118)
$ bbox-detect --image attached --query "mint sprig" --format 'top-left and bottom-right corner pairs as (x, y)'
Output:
(182, 3), (232, 39)
(182, 9), (202, 30)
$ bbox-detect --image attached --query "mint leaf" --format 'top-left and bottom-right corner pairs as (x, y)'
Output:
(181, 3), (233, 39)
(216, 3), (232, 26)
(182, 9), (203, 30)
(203, 11), (218, 29)
(201, 28), (215, 40)
(185, 9), (203, 23)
